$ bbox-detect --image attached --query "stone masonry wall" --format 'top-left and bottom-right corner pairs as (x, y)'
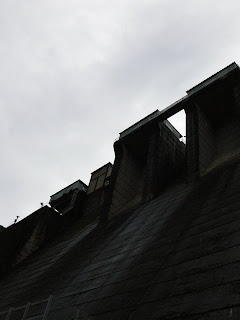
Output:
(109, 144), (144, 219)
(198, 107), (216, 175)
(186, 105), (199, 182)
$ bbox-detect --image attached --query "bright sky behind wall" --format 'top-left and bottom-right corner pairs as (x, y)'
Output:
(1, 0), (240, 226)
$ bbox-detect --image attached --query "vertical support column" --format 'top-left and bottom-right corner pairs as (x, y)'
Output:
(142, 130), (160, 202)
(21, 303), (31, 320)
(42, 295), (53, 320)
(74, 309), (80, 320)
(5, 308), (13, 320)
(233, 82), (240, 116)
(99, 141), (124, 224)
(185, 103), (200, 182)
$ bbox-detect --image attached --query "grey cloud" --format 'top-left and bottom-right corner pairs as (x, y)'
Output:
(1, 0), (240, 226)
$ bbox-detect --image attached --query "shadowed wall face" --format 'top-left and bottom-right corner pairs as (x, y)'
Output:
(87, 163), (112, 195)
(109, 143), (145, 218)
(108, 121), (185, 219)
(186, 69), (240, 179)
(84, 163), (113, 219)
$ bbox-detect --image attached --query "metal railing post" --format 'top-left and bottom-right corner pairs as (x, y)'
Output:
(74, 309), (80, 320)
(21, 302), (31, 320)
(5, 307), (13, 320)
(42, 296), (53, 320)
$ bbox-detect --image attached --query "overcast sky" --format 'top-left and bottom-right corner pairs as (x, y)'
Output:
(1, 0), (240, 227)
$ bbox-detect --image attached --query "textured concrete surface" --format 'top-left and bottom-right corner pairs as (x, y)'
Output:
(2, 157), (240, 319)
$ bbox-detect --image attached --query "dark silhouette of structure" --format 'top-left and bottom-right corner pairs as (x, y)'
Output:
(1, 62), (240, 319)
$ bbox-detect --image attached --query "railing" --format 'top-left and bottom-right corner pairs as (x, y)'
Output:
(0, 296), (53, 320)
(0, 295), (87, 320)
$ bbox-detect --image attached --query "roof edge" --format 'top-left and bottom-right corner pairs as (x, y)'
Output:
(50, 179), (87, 199)
(186, 62), (239, 96)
